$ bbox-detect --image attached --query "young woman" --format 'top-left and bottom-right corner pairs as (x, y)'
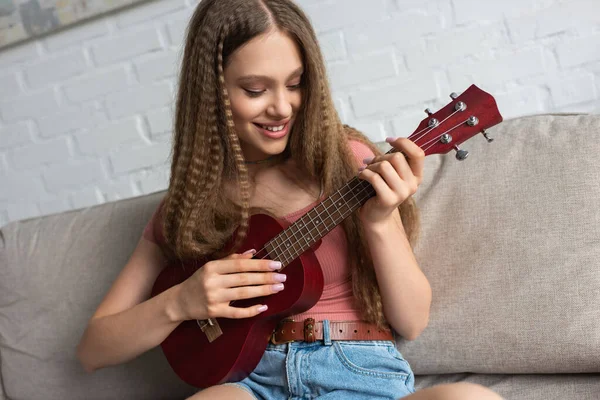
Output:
(77, 1), (503, 399)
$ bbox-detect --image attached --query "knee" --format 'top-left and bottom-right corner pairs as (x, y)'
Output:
(423, 382), (504, 400)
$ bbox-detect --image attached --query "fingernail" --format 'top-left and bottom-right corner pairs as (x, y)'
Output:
(272, 283), (284, 292)
(269, 261), (282, 270)
(358, 166), (366, 172)
(385, 137), (398, 143)
(243, 249), (256, 255)
(258, 305), (268, 312)
(363, 157), (374, 164)
(274, 274), (287, 282)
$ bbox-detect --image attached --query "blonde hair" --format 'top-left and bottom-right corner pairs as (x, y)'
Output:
(160, 0), (419, 327)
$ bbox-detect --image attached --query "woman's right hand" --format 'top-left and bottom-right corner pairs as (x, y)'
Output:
(174, 250), (286, 321)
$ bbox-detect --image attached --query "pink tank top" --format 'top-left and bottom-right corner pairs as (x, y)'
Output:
(143, 140), (375, 322)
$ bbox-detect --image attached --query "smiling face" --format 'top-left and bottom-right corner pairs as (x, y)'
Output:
(223, 29), (304, 162)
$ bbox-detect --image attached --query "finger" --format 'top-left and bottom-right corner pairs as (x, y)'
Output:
(367, 159), (409, 197)
(222, 283), (285, 302)
(221, 271), (287, 288)
(222, 304), (269, 319)
(386, 138), (425, 183)
(358, 168), (396, 203)
(209, 257), (282, 274)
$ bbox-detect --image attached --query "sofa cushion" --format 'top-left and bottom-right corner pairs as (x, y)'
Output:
(397, 114), (600, 374)
(0, 191), (195, 400)
(415, 372), (600, 400)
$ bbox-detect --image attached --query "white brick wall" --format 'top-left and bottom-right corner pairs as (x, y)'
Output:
(1, 0), (599, 227)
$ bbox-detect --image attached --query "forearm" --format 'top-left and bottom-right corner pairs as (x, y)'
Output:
(362, 211), (431, 340)
(77, 284), (183, 372)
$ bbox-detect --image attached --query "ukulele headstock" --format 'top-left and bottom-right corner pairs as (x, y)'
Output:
(408, 85), (503, 160)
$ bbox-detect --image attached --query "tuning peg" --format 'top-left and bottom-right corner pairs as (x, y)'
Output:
(481, 129), (494, 143)
(454, 145), (469, 161)
(450, 92), (458, 100)
(425, 108), (433, 115)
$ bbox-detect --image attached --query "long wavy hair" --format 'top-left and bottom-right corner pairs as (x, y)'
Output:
(160, 0), (420, 327)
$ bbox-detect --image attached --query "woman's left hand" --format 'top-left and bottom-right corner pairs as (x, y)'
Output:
(357, 137), (425, 226)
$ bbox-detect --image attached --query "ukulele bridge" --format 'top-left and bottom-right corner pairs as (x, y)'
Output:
(197, 318), (223, 342)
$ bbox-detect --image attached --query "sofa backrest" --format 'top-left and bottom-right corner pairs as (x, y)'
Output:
(0, 191), (195, 400)
(398, 113), (600, 375)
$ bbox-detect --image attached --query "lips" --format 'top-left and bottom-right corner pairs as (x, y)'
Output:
(253, 121), (290, 139)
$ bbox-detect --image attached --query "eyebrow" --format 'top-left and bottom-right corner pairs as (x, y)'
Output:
(236, 66), (304, 84)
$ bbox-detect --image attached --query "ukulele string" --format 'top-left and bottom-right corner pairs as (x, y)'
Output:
(407, 108), (461, 144)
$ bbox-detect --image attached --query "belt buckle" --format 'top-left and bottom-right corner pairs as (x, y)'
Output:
(270, 319), (295, 345)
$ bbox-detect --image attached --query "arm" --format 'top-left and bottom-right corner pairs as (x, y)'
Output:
(355, 138), (431, 340)
(362, 210), (431, 340)
(76, 237), (181, 372)
(77, 228), (287, 372)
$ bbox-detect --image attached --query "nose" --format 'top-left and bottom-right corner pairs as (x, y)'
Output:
(266, 89), (292, 120)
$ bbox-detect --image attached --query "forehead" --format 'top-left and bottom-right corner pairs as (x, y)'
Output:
(225, 30), (303, 78)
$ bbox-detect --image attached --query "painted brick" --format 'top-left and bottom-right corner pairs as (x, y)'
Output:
(508, 0), (600, 43)
(328, 52), (398, 90)
(0, 171), (46, 201)
(105, 83), (173, 119)
(139, 168), (169, 194)
(350, 121), (388, 143)
(6, 203), (40, 222)
(44, 19), (110, 52)
(96, 176), (139, 201)
(556, 35), (600, 69)
(134, 50), (180, 83)
(146, 107), (173, 135)
(91, 27), (163, 65)
(70, 188), (102, 209)
(493, 87), (544, 119)
(116, 0), (185, 27)
(165, 8), (195, 46)
(109, 142), (170, 174)
(407, 22), (508, 69)
(0, 41), (40, 71)
(318, 31), (346, 62)
(63, 67), (130, 103)
(75, 117), (146, 155)
(448, 48), (546, 90)
(0, 72), (21, 100)
(0, 89), (61, 121)
(452, 0), (541, 25)
(43, 160), (106, 192)
(37, 103), (108, 138)
(549, 73), (597, 108)
(38, 197), (71, 215)
(345, 11), (442, 55)
(303, 0), (387, 33)
(350, 76), (438, 117)
(9, 138), (71, 170)
(24, 48), (88, 88)
(0, 122), (33, 149)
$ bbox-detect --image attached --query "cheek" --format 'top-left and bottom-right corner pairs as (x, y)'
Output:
(291, 91), (303, 112)
(229, 93), (263, 123)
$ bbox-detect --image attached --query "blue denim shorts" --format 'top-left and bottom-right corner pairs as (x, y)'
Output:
(221, 320), (416, 399)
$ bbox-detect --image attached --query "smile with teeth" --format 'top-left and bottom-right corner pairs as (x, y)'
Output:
(258, 123), (286, 132)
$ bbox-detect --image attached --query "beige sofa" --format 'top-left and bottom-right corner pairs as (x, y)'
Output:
(1, 114), (599, 400)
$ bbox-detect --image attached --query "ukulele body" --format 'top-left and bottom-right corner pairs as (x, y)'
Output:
(151, 213), (324, 388)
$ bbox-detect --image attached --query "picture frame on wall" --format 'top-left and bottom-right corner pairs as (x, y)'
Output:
(0, 0), (147, 49)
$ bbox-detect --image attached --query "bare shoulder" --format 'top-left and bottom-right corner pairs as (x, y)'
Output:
(92, 237), (168, 320)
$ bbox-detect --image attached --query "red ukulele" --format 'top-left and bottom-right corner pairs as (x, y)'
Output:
(151, 84), (503, 388)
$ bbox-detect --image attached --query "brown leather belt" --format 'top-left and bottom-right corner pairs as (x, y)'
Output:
(271, 318), (394, 344)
